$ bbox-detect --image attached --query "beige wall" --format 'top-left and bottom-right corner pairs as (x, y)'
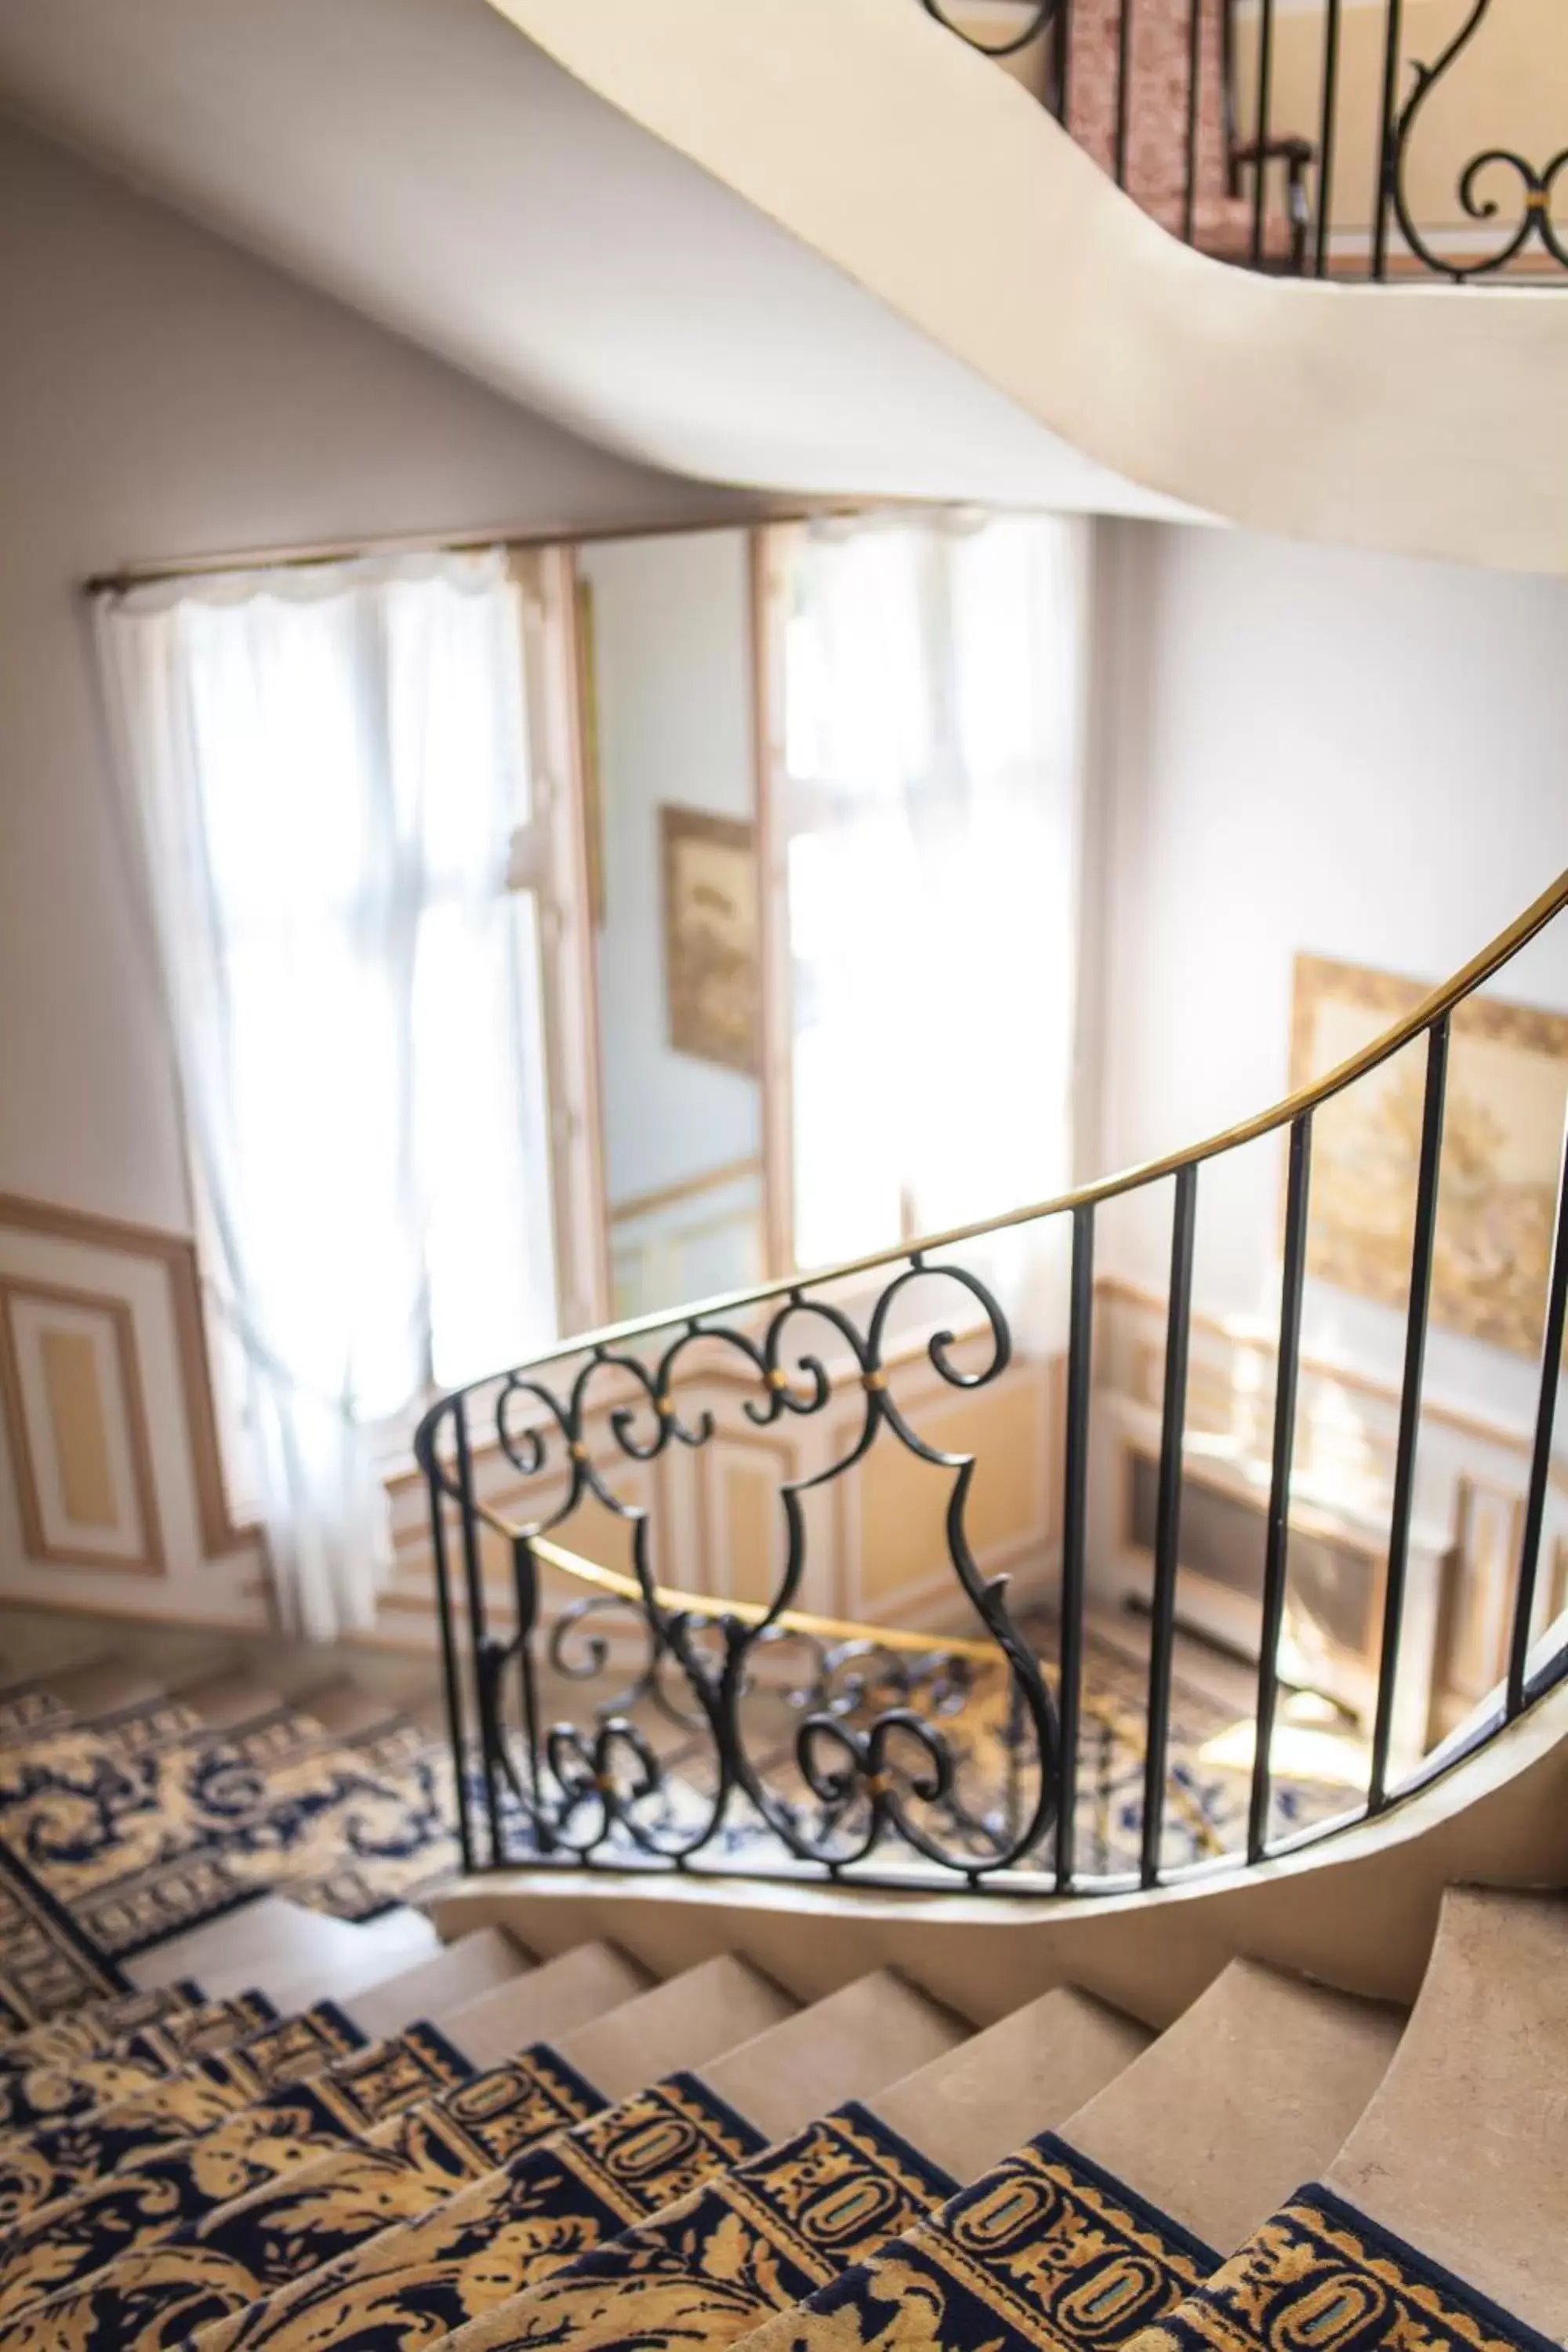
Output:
(0, 115), (755, 1620)
(495, 0), (1568, 573)
(0, 114), (753, 1238)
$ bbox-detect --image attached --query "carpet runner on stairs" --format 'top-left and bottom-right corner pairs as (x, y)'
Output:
(0, 1679), (462, 1986)
(0, 1668), (1560, 2352)
(432, 2103), (958, 2352)
(181, 2065), (768, 2352)
(1120, 2185), (1561, 2352)
(0, 1976), (212, 2065)
(0, 1987), (279, 2130)
(12, 2042), (610, 2349)
(716, 2132), (1218, 2352)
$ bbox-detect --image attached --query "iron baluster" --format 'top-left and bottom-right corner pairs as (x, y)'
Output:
(1371, 0), (1405, 278)
(452, 1395), (504, 1867)
(1142, 1163), (1199, 1887)
(511, 1534), (553, 1854)
(1051, 0), (1073, 125)
(1181, 0), (1203, 249)
(1250, 0), (1277, 266)
(1369, 1017), (1450, 1811)
(1508, 1105), (1568, 1713)
(1314, 0), (1343, 275)
(417, 1406), (474, 1878)
(1249, 1113), (1312, 1862)
(1114, 0), (1135, 187)
(1054, 1203), (1095, 1890)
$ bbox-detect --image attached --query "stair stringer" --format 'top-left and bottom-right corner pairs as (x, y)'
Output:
(490, 0), (1568, 575)
(430, 1676), (1568, 2032)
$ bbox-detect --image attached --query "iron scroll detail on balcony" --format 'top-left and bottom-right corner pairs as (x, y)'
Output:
(422, 1264), (1062, 1886)
(919, 0), (1566, 285)
(1388, 1), (1567, 281)
(419, 868), (1568, 1901)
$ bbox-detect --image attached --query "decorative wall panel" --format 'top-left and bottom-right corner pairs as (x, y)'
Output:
(0, 1195), (270, 1626)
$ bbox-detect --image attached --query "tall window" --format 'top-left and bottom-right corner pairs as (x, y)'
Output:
(779, 514), (1087, 1271)
(96, 550), (557, 1638)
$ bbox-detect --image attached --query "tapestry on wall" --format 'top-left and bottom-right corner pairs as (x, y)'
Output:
(1288, 954), (1568, 1359)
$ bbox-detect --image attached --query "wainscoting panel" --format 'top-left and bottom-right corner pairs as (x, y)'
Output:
(0, 1195), (270, 1628)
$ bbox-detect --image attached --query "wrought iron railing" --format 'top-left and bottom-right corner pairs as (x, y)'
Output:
(918, 0), (1566, 282)
(417, 869), (1568, 1896)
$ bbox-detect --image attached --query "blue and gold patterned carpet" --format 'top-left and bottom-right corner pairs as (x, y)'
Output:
(0, 1672), (461, 2027)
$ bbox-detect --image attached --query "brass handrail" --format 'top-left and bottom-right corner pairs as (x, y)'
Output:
(441, 868), (1568, 1391)
(472, 1497), (1000, 1662)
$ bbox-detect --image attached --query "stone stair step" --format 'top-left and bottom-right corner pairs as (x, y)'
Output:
(126, 1895), (441, 2005)
(1324, 1885), (1568, 2341)
(169, 1669), (289, 1729)
(867, 1982), (1152, 2185)
(1062, 1955), (1403, 2256)
(42, 1657), (169, 1720)
(549, 1952), (796, 2104)
(342, 1926), (533, 2044)
(439, 1940), (654, 2071)
(702, 1965), (971, 2145)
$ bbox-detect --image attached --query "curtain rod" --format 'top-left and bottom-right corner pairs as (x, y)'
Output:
(80, 492), (954, 597)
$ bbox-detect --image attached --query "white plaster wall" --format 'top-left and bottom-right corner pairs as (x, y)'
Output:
(579, 531), (762, 1207)
(1092, 517), (1568, 1427)
(0, 117), (754, 1236)
(497, 0), (1568, 574)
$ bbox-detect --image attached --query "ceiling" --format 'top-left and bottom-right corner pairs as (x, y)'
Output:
(0, 0), (1194, 519)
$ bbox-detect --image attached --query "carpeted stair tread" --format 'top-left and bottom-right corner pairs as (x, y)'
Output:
(0, 1986), (279, 2131)
(0, 1681), (76, 1755)
(27, 2041), (613, 2351)
(182, 1977), (967, 2352)
(0, 1978), (210, 2067)
(0, 1999), (371, 2222)
(724, 2129), (1219, 2352)
(184, 2064), (770, 2352)
(0, 2015), (475, 2321)
(133, 1958), (797, 2350)
(0, 1944), (654, 2332)
(433, 2099), (959, 2352)
(1115, 2180), (1560, 2352)
(0, 1679), (463, 1977)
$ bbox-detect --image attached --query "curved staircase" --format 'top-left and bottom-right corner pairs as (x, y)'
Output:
(0, 1646), (1562, 2352)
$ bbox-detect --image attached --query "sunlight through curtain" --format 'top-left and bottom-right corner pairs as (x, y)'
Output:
(783, 514), (1087, 1289)
(96, 550), (555, 1639)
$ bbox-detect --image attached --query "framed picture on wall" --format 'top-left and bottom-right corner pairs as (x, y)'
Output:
(660, 804), (760, 1076)
(1288, 953), (1568, 1359)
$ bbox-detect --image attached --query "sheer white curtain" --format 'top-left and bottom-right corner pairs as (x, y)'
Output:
(783, 514), (1087, 1284)
(96, 550), (556, 1640)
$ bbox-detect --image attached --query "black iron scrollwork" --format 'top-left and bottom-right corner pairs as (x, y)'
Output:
(918, 0), (1063, 59)
(1390, 0), (1566, 280)
(423, 1255), (1061, 1887)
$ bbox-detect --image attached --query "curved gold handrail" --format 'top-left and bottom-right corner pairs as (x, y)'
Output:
(444, 868), (1568, 1388)
(474, 1497), (1000, 1661)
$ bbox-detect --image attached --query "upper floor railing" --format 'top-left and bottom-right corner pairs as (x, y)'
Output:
(918, 0), (1566, 282)
(417, 869), (1568, 1897)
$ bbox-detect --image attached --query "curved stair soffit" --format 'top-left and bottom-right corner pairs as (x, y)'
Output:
(490, 0), (1568, 575)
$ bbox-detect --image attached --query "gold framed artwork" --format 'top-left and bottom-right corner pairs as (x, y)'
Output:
(660, 804), (760, 1076)
(1289, 953), (1568, 1358)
